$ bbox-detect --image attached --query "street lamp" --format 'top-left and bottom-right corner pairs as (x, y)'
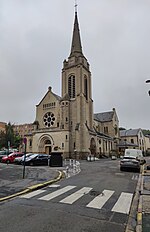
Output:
(146, 80), (150, 83)
(145, 80), (150, 96)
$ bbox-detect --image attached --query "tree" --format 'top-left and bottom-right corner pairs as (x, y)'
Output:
(5, 122), (15, 147)
(0, 122), (22, 149)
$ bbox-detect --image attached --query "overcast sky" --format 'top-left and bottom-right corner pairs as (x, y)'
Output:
(0, 0), (150, 129)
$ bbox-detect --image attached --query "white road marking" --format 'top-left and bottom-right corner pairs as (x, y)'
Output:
(60, 187), (92, 204)
(111, 192), (133, 214)
(39, 185), (76, 201)
(132, 175), (138, 180)
(48, 184), (60, 188)
(20, 189), (46, 199)
(86, 190), (115, 209)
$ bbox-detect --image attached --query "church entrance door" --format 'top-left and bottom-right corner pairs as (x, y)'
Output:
(45, 146), (52, 155)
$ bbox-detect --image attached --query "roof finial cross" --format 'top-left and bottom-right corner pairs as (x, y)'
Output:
(75, 0), (78, 13)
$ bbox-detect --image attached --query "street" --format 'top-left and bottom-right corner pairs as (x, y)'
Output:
(0, 159), (138, 232)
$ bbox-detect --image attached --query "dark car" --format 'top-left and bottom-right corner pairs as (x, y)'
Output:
(22, 154), (50, 166)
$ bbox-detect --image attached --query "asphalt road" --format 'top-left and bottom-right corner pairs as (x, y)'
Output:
(0, 159), (139, 232)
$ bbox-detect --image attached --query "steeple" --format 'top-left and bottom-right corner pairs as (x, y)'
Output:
(70, 11), (83, 57)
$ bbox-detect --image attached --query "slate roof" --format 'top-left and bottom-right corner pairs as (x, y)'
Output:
(120, 129), (141, 137)
(94, 111), (114, 122)
(117, 141), (138, 147)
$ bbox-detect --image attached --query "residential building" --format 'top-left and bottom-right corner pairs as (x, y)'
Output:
(13, 123), (34, 138)
(119, 128), (146, 154)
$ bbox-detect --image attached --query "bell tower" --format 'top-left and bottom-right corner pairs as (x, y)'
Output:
(61, 8), (93, 158)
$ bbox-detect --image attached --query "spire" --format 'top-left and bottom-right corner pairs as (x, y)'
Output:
(70, 9), (83, 57)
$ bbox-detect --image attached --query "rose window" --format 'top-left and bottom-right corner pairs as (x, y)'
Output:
(43, 112), (55, 127)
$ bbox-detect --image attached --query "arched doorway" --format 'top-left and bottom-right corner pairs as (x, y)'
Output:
(90, 138), (96, 155)
(38, 135), (54, 155)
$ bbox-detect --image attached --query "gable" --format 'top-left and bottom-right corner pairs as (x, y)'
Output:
(36, 87), (61, 107)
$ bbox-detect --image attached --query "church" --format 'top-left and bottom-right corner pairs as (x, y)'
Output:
(25, 10), (120, 159)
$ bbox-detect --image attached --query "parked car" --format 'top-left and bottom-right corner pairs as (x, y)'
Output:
(14, 153), (33, 165)
(111, 155), (117, 160)
(22, 154), (50, 166)
(120, 149), (146, 172)
(1, 152), (24, 164)
(0, 150), (13, 162)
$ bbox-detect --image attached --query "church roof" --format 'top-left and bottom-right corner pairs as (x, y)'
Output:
(94, 111), (114, 122)
(60, 93), (70, 101)
(69, 12), (83, 57)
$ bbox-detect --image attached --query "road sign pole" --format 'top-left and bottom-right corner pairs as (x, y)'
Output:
(23, 138), (27, 179)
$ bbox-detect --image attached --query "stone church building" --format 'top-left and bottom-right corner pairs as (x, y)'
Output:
(25, 11), (120, 159)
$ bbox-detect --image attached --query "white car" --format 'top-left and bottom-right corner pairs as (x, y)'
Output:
(14, 153), (33, 164)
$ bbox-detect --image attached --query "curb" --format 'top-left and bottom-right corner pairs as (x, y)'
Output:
(0, 170), (63, 203)
(125, 174), (142, 232)
(136, 164), (146, 232)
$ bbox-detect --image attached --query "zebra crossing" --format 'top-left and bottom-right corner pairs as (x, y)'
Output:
(20, 184), (133, 215)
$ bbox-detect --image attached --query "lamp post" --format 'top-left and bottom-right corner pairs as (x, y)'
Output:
(146, 80), (150, 96)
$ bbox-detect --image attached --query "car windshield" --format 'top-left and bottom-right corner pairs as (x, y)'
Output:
(8, 153), (14, 157)
(123, 156), (136, 160)
(27, 154), (38, 159)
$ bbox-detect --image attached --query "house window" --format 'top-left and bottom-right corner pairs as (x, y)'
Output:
(66, 135), (68, 140)
(68, 75), (75, 99)
(131, 139), (134, 144)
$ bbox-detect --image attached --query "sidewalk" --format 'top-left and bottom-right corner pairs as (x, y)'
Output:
(137, 162), (150, 232)
(0, 160), (80, 201)
(0, 163), (64, 200)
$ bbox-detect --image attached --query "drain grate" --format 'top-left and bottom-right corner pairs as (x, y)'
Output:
(89, 190), (101, 196)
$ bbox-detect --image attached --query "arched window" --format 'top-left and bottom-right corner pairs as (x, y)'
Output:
(68, 75), (75, 99)
(84, 76), (88, 100)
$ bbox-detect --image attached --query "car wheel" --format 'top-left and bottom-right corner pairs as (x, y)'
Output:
(30, 162), (34, 166)
(6, 160), (10, 164)
(137, 168), (140, 173)
(120, 166), (124, 171)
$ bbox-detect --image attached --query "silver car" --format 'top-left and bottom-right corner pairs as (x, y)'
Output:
(120, 149), (146, 172)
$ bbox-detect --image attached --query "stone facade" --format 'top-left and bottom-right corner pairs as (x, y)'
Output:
(24, 11), (120, 159)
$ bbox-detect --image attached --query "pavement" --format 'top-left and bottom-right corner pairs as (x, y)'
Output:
(0, 160), (80, 202)
(0, 163), (65, 202)
(0, 159), (150, 232)
(136, 159), (150, 232)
